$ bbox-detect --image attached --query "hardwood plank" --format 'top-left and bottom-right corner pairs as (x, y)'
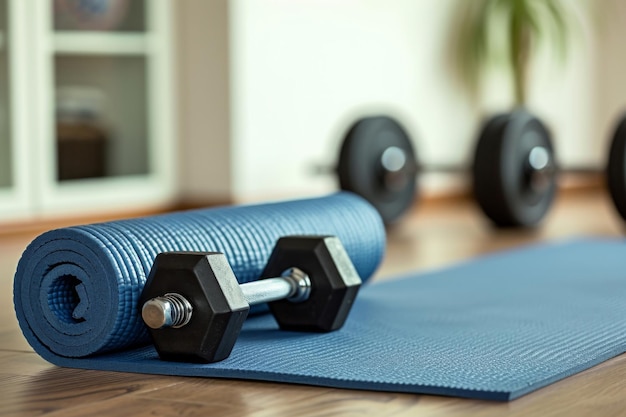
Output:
(39, 396), (241, 417)
(0, 351), (54, 376)
(1, 367), (183, 417)
(136, 379), (427, 416)
(0, 328), (33, 352)
(378, 189), (621, 279)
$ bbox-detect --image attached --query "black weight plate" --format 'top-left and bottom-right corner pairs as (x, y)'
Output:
(337, 116), (417, 224)
(472, 110), (557, 227)
(607, 114), (626, 221)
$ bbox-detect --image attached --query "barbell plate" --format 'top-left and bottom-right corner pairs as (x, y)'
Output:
(337, 116), (417, 224)
(607, 114), (626, 222)
(472, 110), (557, 228)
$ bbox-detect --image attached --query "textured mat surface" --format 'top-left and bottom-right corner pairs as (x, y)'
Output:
(13, 194), (626, 401)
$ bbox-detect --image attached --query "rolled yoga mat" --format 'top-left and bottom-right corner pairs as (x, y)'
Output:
(14, 193), (385, 358)
(13, 192), (626, 401)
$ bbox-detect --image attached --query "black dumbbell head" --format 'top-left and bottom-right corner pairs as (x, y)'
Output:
(472, 110), (557, 227)
(607, 114), (626, 221)
(261, 236), (362, 332)
(337, 116), (418, 224)
(139, 252), (250, 363)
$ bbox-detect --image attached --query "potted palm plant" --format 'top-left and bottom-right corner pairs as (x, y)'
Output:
(458, 0), (573, 227)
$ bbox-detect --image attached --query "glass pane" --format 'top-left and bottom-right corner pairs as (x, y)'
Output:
(53, 0), (145, 32)
(0, 0), (11, 188)
(54, 55), (149, 181)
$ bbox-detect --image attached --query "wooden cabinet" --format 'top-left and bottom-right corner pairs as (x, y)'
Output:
(0, 0), (175, 221)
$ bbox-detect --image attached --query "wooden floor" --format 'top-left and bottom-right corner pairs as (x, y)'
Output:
(1, 188), (625, 416)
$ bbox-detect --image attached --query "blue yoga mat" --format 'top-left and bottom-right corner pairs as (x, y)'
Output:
(13, 193), (626, 401)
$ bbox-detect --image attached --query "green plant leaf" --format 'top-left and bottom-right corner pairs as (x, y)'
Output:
(456, 0), (573, 106)
(543, 0), (569, 60)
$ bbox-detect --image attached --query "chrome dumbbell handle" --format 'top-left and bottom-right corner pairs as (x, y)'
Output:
(142, 267), (311, 330)
(240, 267), (311, 305)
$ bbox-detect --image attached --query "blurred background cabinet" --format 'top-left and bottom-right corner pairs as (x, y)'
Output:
(0, 0), (175, 221)
(0, 0), (30, 219)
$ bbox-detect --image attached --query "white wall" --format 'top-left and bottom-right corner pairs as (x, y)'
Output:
(592, 0), (626, 161)
(526, 0), (617, 168)
(177, 0), (626, 203)
(176, 0), (232, 202)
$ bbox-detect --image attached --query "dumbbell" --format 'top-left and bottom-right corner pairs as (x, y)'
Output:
(474, 110), (626, 228)
(471, 111), (559, 228)
(337, 111), (560, 227)
(139, 235), (362, 363)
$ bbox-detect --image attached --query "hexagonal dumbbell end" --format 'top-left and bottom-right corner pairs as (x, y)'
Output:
(139, 252), (249, 363)
(261, 236), (362, 332)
